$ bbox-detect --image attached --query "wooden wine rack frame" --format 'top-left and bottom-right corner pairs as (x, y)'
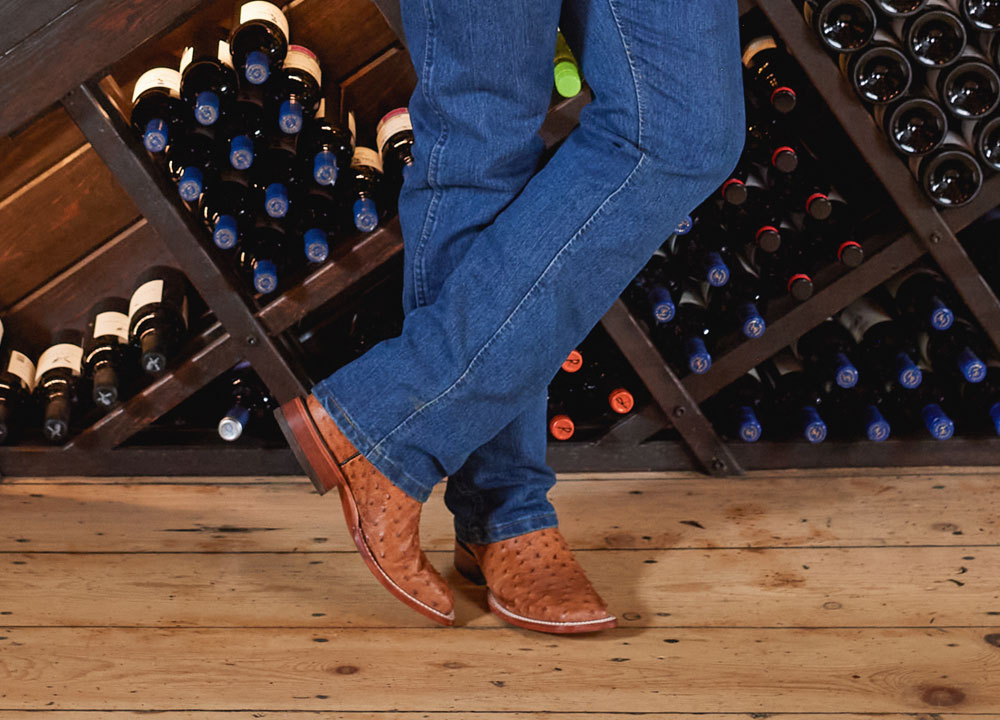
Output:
(2, 0), (1000, 479)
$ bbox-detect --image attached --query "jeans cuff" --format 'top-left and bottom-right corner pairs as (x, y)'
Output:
(454, 512), (559, 545)
(309, 385), (435, 503)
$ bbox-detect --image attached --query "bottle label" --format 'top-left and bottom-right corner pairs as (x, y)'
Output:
(352, 146), (383, 173)
(284, 45), (321, 84)
(376, 108), (412, 155)
(772, 351), (804, 376)
(93, 311), (129, 343)
(239, 1), (290, 42)
(840, 296), (892, 343)
(747, 367), (762, 383)
(7, 351), (36, 391)
(741, 36), (777, 68)
(35, 343), (83, 382)
(802, 3), (814, 27)
(347, 111), (357, 147)
(129, 279), (164, 323)
(317, 98), (326, 118)
(132, 67), (182, 103)
(218, 40), (234, 69)
(180, 46), (194, 75)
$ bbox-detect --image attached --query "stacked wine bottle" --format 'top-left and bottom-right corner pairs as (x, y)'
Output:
(801, 0), (1000, 207)
(624, 35), (865, 378)
(702, 260), (1000, 443)
(0, 267), (192, 445)
(128, 0), (415, 296)
(546, 327), (644, 441)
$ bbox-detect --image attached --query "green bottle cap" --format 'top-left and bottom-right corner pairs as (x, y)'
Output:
(554, 61), (582, 98)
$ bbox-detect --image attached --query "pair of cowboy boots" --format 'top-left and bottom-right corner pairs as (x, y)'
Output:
(277, 395), (617, 633)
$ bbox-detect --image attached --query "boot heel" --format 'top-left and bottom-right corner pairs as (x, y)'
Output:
(454, 539), (487, 585)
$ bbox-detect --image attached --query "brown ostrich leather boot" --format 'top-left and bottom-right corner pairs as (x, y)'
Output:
(276, 395), (454, 626)
(454, 527), (617, 633)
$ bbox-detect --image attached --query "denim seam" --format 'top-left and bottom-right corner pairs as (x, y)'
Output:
(606, 0), (645, 148)
(368, 152), (651, 458)
(412, 0), (448, 309)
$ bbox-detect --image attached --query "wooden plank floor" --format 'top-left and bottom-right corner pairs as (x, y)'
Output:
(1, 468), (999, 717)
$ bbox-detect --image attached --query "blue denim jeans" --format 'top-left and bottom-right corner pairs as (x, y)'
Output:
(312, 0), (744, 544)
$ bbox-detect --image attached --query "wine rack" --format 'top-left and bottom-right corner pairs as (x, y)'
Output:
(1, 0), (1000, 480)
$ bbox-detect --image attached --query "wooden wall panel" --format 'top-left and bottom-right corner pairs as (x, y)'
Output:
(3, 220), (180, 350)
(0, 107), (85, 200)
(340, 46), (416, 143)
(0, 0), (206, 137)
(286, 0), (397, 83)
(0, 146), (140, 309)
(0, 0), (78, 57)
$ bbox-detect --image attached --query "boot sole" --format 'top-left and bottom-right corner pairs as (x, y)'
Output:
(454, 539), (618, 634)
(276, 398), (455, 627)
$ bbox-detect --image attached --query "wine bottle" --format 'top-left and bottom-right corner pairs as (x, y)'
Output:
(758, 350), (829, 443)
(199, 171), (256, 250)
(703, 255), (768, 339)
(960, 358), (1000, 434)
(298, 97), (354, 187)
(250, 145), (299, 218)
(962, 113), (1000, 172)
(83, 297), (133, 409)
(724, 184), (784, 252)
(839, 294), (924, 388)
(550, 345), (637, 424)
(349, 146), (383, 232)
(920, 316), (991, 382)
(217, 89), (267, 170)
(803, 0), (878, 54)
(874, 0), (928, 15)
(909, 133), (983, 207)
(718, 155), (753, 206)
(290, 188), (338, 263)
(0, 331), (36, 444)
(889, 3), (967, 68)
(955, 0), (1000, 31)
(128, 267), (190, 376)
(130, 67), (186, 153)
(745, 110), (801, 174)
(179, 33), (238, 127)
(884, 264), (960, 331)
(741, 35), (798, 114)
(822, 383), (893, 440)
(238, 219), (290, 294)
(702, 369), (765, 442)
(794, 318), (862, 389)
(377, 107), (415, 197)
(668, 220), (732, 288)
(748, 233), (818, 302)
(882, 368), (956, 438)
(839, 30), (913, 104)
(764, 155), (839, 219)
(217, 360), (277, 441)
(554, 31), (582, 98)
(801, 204), (865, 266)
(166, 128), (219, 202)
(229, 1), (289, 86)
(926, 50), (1000, 119)
(547, 403), (576, 441)
(34, 330), (84, 444)
(272, 44), (322, 135)
(627, 248), (681, 324)
(873, 96), (948, 155)
(651, 285), (713, 375)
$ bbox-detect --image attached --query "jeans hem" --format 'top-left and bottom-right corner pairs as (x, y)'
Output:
(309, 385), (436, 503)
(454, 512), (559, 545)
